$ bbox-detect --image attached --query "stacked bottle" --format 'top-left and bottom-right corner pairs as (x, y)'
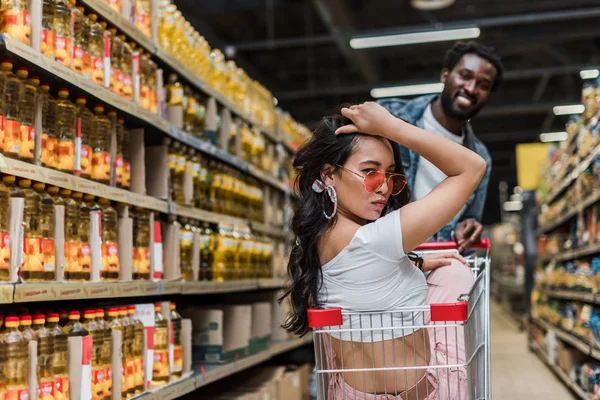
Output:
(47, 311), (69, 399)
(39, 82), (57, 169)
(75, 96), (94, 179)
(0, 176), (12, 281)
(152, 304), (169, 384)
(55, 87), (76, 172)
(2, 316), (28, 399)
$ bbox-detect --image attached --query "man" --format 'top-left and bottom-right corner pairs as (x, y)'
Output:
(379, 41), (503, 251)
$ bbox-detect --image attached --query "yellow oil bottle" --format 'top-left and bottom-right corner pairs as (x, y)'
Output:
(76, 191), (92, 281)
(128, 306), (144, 394)
(55, 88), (76, 173)
(179, 219), (193, 281)
(20, 179), (44, 281)
(99, 198), (119, 280)
(105, 0), (120, 13)
(62, 189), (80, 281)
(75, 96), (93, 179)
(122, 125), (131, 189)
(41, 0), (55, 59)
(54, 0), (71, 67)
(88, 13), (105, 86)
(132, 207), (150, 280)
(199, 223), (213, 281)
(134, 0), (151, 37)
(0, 176), (12, 281)
(3, 316), (28, 399)
(0, 331), (5, 400)
(15, 67), (35, 162)
(47, 312), (69, 400)
(119, 307), (135, 397)
(0, 0), (30, 45)
(91, 104), (112, 184)
(212, 225), (227, 282)
(107, 28), (122, 95)
(1, 59), (22, 158)
(39, 82), (57, 169)
(170, 303), (182, 379)
(83, 309), (104, 400)
(64, 311), (88, 337)
(33, 313), (54, 400)
(166, 73), (183, 107)
(95, 309), (112, 400)
(113, 116), (124, 188)
(152, 304), (169, 384)
(71, 3), (88, 75)
(121, 39), (134, 101)
(35, 182), (56, 282)
(105, 308), (126, 400)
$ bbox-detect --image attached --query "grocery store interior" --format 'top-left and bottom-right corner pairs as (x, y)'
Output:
(1, 0), (600, 399)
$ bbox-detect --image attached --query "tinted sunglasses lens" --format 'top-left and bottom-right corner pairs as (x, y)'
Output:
(390, 175), (407, 195)
(364, 171), (385, 193)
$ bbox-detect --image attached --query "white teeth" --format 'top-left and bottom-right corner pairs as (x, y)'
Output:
(456, 95), (472, 106)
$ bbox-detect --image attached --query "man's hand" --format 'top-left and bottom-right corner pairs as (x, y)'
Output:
(421, 252), (469, 272)
(454, 218), (483, 252)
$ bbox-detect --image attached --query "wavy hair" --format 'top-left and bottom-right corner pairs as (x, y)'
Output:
(279, 109), (412, 336)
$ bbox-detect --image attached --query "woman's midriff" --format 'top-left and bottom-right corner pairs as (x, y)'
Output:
(331, 327), (431, 396)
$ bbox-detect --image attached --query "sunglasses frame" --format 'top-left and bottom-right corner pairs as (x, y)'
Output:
(335, 164), (407, 195)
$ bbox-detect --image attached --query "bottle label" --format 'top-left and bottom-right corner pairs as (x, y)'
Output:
(81, 145), (92, 176)
(5, 387), (28, 400)
(18, 125), (34, 160)
(56, 140), (75, 172)
(54, 377), (69, 399)
(152, 349), (169, 379)
(64, 241), (81, 273)
(55, 35), (71, 67)
(41, 29), (55, 58)
(80, 243), (91, 273)
(134, 357), (144, 387)
(0, 114), (5, 152)
(102, 242), (119, 273)
(123, 162), (131, 189)
(115, 154), (124, 185)
(0, 10), (30, 45)
(133, 246), (150, 274)
(103, 366), (112, 398)
(73, 45), (87, 75)
(42, 239), (55, 272)
(0, 231), (9, 272)
(37, 380), (53, 400)
(126, 360), (135, 391)
(22, 237), (43, 271)
(91, 57), (104, 85)
(4, 119), (20, 156)
(174, 344), (183, 372)
(91, 152), (111, 181)
(41, 133), (55, 168)
(92, 367), (104, 400)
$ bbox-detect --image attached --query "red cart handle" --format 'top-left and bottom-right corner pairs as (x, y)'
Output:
(415, 238), (490, 251)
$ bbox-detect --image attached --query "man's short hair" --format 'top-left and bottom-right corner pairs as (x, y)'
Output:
(442, 41), (504, 92)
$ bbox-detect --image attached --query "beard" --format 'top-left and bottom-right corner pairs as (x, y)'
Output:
(440, 87), (484, 121)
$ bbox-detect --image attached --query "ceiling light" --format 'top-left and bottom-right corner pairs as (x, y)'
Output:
(371, 82), (444, 98)
(553, 104), (585, 116)
(580, 69), (599, 80)
(411, 0), (455, 10)
(350, 27), (480, 50)
(540, 131), (568, 142)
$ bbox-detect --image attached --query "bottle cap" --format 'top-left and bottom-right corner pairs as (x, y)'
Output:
(95, 309), (105, 317)
(20, 315), (32, 324)
(170, 302), (176, 310)
(94, 104), (105, 113)
(59, 188), (72, 196)
(47, 312), (59, 319)
(84, 310), (96, 319)
(2, 175), (15, 184)
(154, 303), (161, 311)
(58, 88), (69, 97)
(33, 313), (45, 323)
(5, 316), (19, 326)
(68, 311), (81, 319)
(18, 179), (32, 188)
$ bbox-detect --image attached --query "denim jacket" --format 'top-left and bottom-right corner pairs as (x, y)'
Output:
(378, 95), (492, 241)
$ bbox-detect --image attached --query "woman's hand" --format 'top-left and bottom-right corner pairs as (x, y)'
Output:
(335, 102), (400, 138)
(421, 252), (469, 272)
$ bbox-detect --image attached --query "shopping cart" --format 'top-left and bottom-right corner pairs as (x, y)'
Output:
(307, 239), (491, 400)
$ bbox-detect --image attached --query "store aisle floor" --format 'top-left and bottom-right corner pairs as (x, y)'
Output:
(491, 302), (575, 399)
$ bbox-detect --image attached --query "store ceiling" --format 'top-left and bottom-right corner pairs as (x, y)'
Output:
(175, 0), (600, 224)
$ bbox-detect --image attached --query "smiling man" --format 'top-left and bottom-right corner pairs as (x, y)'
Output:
(378, 41), (503, 250)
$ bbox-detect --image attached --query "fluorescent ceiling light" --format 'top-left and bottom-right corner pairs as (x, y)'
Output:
(580, 69), (599, 80)
(553, 104), (585, 116)
(371, 82), (443, 98)
(540, 131), (568, 142)
(503, 201), (523, 212)
(350, 27), (480, 49)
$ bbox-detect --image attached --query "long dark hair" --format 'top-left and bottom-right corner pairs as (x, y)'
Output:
(279, 110), (412, 336)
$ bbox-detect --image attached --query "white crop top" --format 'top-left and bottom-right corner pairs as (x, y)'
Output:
(317, 209), (428, 342)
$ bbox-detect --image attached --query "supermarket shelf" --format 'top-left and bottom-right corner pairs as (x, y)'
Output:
(131, 336), (312, 400)
(532, 318), (600, 360)
(6, 278), (285, 303)
(530, 343), (590, 399)
(544, 143), (600, 205)
(0, 34), (289, 194)
(539, 189), (600, 234)
(544, 289), (598, 303)
(541, 242), (600, 264)
(79, 0), (156, 54)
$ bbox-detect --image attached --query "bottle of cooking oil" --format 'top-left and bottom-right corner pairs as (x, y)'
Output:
(35, 182), (56, 281)
(39, 82), (57, 169)
(179, 219), (193, 281)
(212, 225), (227, 282)
(105, 0), (120, 13)
(91, 104), (111, 184)
(55, 88), (76, 173)
(122, 125), (131, 189)
(75, 97), (93, 179)
(114, 116), (124, 188)
(41, 0), (55, 59)
(94, 309), (112, 400)
(19, 314), (35, 343)
(20, 179), (43, 281)
(168, 140), (185, 203)
(88, 13), (105, 86)
(152, 304), (169, 384)
(0, 176), (12, 281)
(83, 309), (104, 400)
(0, 0), (31, 45)
(107, 28), (121, 95)
(105, 307), (126, 400)
(121, 39), (134, 101)
(134, 0), (151, 37)
(98, 198), (119, 280)
(62, 189), (80, 281)
(3, 316), (28, 399)
(14, 68), (34, 162)
(33, 313), (55, 400)
(0, 333), (5, 399)
(170, 303), (182, 379)
(71, 3), (87, 75)
(166, 74), (183, 107)
(54, 0), (71, 67)
(188, 148), (200, 202)
(128, 306), (144, 394)
(119, 307), (135, 397)
(1, 59), (22, 158)
(76, 191), (92, 281)
(64, 311), (88, 337)
(199, 223), (212, 281)
(47, 311), (69, 400)
(132, 207), (150, 280)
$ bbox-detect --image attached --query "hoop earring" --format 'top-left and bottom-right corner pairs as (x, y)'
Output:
(323, 185), (337, 220)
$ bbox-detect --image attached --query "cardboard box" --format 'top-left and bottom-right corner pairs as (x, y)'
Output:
(250, 302), (272, 354)
(556, 340), (586, 375)
(297, 363), (312, 400)
(279, 369), (302, 400)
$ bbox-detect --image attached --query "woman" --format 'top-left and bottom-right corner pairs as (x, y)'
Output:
(281, 102), (486, 400)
